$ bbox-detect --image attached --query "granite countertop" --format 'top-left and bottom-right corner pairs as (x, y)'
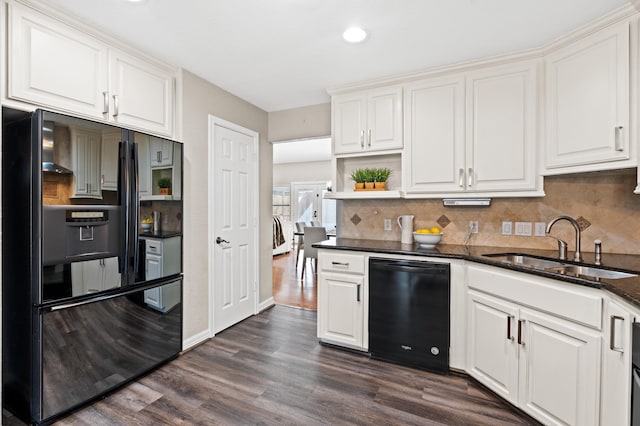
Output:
(139, 230), (182, 239)
(314, 238), (640, 307)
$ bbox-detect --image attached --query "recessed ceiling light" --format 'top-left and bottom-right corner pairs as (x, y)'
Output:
(126, 0), (147, 3)
(343, 27), (367, 43)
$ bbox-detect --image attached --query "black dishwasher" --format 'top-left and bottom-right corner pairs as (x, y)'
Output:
(369, 257), (450, 373)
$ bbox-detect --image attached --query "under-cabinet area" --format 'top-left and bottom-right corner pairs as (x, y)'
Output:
(316, 242), (640, 426)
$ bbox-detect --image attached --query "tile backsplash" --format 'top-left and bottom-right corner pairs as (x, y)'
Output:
(340, 169), (640, 254)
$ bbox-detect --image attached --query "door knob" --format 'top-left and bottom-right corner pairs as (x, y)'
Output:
(216, 237), (229, 244)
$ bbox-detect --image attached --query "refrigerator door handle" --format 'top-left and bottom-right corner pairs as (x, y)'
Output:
(118, 141), (127, 274)
(131, 142), (140, 281)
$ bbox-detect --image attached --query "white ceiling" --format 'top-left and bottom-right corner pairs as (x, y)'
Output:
(46, 0), (630, 112)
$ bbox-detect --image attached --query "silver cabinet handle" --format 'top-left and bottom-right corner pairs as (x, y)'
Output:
(360, 130), (365, 148)
(356, 284), (361, 302)
(367, 129), (372, 147)
(157, 151), (162, 163)
(615, 126), (624, 151)
(610, 315), (624, 352)
(458, 168), (464, 187)
(102, 91), (109, 114)
(101, 174), (105, 185)
(468, 168), (474, 187)
(112, 95), (119, 117)
(331, 261), (349, 267)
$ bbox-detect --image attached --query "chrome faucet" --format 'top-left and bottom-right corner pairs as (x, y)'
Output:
(546, 216), (582, 262)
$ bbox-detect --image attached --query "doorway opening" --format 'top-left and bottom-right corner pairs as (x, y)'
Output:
(271, 137), (333, 310)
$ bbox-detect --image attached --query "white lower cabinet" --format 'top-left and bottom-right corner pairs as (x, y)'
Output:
(468, 289), (601, 426)
(467, 264), (605, 426)
(600, 298), (636, 426)
(317, 250), (366, 350)
(142, 236), (181, 312)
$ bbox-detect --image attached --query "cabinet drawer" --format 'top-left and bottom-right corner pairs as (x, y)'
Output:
(319, 252), (365, 274)
(145, 239), (162, 255)
(468, 265), (603, 330)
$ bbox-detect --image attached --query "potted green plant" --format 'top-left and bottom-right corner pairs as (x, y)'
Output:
(363, 169), (376, 189)
(374, 168), (392, 190)
(350, 169), (367, 190)
(158, 177), (172, 195)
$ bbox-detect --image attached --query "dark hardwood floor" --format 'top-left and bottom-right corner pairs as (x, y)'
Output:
(4, 305), (538, 425)
(272, 246), (317, 310)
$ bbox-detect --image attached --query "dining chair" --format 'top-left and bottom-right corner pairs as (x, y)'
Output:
(311, 220), (322, 227)
(301, 226), (328, 279)
(294, 222), (306, 268)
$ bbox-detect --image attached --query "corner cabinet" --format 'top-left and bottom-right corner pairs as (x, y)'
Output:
(467, 265), (602, 426)
(403, 60), (540, 196)
(317, 250), (367, 350)
(545, 20), (632, 173)
(332, 86), (403, 155)
(7, 1), (175, 137)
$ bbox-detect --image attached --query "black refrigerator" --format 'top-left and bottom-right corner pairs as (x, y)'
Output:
(2, 107), (183, 424)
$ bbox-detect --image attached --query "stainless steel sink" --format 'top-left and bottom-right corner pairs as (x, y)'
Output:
(483, 253), (638, 281)
(544, 265), (637, 280)
(483, 253), (564, 270)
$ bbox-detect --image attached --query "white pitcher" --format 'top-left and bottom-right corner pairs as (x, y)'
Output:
(397, 215), (415, 244)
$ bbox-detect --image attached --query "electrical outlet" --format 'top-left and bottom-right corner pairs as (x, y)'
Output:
(515, 222), (532, 236)
(502, 221), (512, 235)
(469, 220), (479, 234)
(384, 219), (392, 231)
(534, 222), (546, 237)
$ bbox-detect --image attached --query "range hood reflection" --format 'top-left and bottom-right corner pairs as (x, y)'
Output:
(42, 121), (72, 174)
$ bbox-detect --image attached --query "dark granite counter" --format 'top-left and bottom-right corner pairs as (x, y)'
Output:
(314, 238), (640, 307)
(140, 230), (182, 239)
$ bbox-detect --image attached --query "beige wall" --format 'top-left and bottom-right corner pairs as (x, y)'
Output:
(268, 103), (331, 142)
(273, 160), (332, 186)
(341, 169), (640, 255)
(179, 69), (271, 340)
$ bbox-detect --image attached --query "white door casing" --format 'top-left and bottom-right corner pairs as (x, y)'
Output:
(209, 116), (258, 335)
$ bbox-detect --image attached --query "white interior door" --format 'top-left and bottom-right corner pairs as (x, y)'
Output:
(210, 116), (258, 334)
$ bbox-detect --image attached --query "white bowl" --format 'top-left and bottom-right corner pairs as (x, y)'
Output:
(413, 232), (442, 248)
(141, 222), (153, 232)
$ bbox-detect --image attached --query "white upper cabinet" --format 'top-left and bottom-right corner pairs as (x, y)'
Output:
(149, 136), (174, 167)
(403, 74), (466, 193)
(109, 49), (174, 137)
(545, 20), (631, 172)
(403, 60), (539, 196)
(332, 86), (403, 155)
(7, 2), (176, 137)
(466, 61), (538, 193)
(70, 126), (102, 199)
(8, 2), (109, 119)
(100, 130), (120, 191)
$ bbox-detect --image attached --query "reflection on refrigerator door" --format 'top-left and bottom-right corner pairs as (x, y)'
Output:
(40, 280), (182, 421)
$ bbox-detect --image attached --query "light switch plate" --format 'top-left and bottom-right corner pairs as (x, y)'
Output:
(534, 222), (546, 236)
(502, 221), (512, 235)
(384, 219), (392, 231)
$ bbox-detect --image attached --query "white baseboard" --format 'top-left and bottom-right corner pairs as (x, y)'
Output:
(258, 297), (275, 312)
(182, 329), (211, 351)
